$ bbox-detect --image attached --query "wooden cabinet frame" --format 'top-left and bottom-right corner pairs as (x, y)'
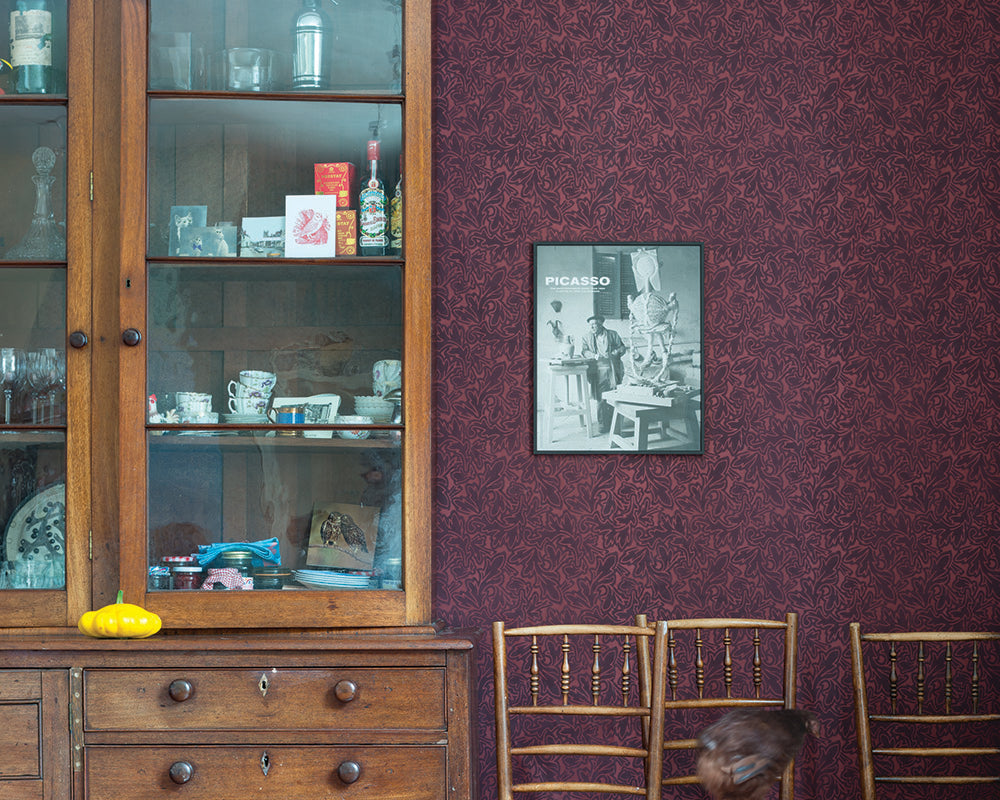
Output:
(85, 0), (432, 629)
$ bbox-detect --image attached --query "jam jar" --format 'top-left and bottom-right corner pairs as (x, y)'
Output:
(219, 549), (254, 577)
(253, 566), (291, 589)
(171, 565), (203, 590)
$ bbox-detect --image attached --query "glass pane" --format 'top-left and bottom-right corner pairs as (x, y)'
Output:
(146, 263), (402, 591)
(146, 432), (402, 592)
(148, 0), (403, 94)
(0, 269), (67, 424)
(147, 99), (402, 259)
(0, 107), (67, 261)
(0, 435), (66, 589)
(1, 0), (68, 95)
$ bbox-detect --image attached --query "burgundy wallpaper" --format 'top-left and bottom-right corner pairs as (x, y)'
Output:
(430, 1), (1000, 798)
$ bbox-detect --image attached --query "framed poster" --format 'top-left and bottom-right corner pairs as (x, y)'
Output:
(533, 242), (703, 455)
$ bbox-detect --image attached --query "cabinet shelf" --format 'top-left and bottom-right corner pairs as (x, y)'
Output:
(148, 429), (400, 449)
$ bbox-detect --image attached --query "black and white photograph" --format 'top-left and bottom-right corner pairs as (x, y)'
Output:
(534, 242), (703, 454)
(167, 205), (208, 255)
(239, 216), (285, 257)
(177, 224), (238, 258)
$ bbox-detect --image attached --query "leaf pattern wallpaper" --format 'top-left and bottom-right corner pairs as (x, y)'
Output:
(430, 1), (999, 797)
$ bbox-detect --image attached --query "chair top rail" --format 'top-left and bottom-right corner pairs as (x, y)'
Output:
(509, 705), (650, 717)
(870, 713), (1000, 723)
(859, 630), (1000, 642)
(511, 743), (649, 758)
(512, 781), (648, 794)
(500, 623), (654, 637)
(873, 746), (1000, 756)
(665, 617), (791, 630)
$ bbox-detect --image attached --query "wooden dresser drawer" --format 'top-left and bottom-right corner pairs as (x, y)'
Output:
(84, 668), (445, 731)
(85, 745), (446, 800)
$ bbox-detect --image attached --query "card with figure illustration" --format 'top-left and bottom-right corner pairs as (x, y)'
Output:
(285, 195), (337, 258)
(168, 205), (208, 255)
(239, 216), (286, 257)
(177, 225), (237, 258)
(306, 502), (379, 572)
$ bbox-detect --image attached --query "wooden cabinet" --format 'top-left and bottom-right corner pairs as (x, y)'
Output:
(1, 0), (433, 629)
(0, 2), (472, 799)
(0, 635), (476, 800)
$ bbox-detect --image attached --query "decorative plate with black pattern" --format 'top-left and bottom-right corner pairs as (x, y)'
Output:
(4, 483), (65, 580)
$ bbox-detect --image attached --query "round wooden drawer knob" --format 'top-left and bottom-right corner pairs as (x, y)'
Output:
(333, 679), (358, 702)
(169, 762), (193, 784)
(337, 760), (361, 784)
(168, 679), (194, 702)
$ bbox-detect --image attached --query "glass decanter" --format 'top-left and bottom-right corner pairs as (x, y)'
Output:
(7, 146), (66, 260)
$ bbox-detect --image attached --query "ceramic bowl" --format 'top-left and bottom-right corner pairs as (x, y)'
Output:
(353, 395), (394, 423)
(335, 414), (373, 439)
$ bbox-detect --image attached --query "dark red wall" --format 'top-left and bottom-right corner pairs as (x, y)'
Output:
(430, 2), (1000, 797)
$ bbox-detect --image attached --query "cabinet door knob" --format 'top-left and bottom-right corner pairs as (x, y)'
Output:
(336, 760), (361, 784)
(169, 762), (193, 784)
(168, 679), (194, 702)
(333, 679), (358, 702)
(68, 331), (88, 348)
(122, 328), (142, 346)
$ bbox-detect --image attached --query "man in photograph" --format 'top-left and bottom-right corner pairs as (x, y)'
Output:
(579, 314), (627, 433)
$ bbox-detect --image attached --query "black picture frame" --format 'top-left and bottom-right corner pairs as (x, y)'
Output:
(533, 242), (703, 454)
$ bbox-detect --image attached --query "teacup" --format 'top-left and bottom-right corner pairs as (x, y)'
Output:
(372, 360), (401, 397)
(239, 369), (276, 390)
(176, 392), (212, 420)
(228, 382), (267, 398)
(228, 394), (268, 416)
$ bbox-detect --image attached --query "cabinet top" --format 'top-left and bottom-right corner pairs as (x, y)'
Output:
(0, 628), (480, 654)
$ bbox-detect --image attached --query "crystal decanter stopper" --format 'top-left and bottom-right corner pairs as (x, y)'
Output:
(7, 146), (66, 260)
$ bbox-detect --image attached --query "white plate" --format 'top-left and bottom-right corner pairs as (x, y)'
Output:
(293, 569), (370, 588)
(3, 483), (65, 585)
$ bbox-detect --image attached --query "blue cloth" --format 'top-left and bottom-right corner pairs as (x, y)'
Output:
(196, 538), (280, 567)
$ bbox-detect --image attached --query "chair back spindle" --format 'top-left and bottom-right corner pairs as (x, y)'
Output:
(850, 623), (1000, 799)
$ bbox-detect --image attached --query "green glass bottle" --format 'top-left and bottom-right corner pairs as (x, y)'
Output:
(9, 0), (53, 94)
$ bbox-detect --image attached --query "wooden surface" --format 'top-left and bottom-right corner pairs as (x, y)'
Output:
(0, 631), (477, 800)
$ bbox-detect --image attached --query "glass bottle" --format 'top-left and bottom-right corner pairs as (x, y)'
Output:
(9, 0), (52, 94)
(291, 0), (331, 90)
(7, 146), (65, 260)
(359, 138), (387, 256)
(389, 155), (402, 256)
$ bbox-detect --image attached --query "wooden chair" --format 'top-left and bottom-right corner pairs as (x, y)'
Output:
(637, 614), (801, 799)
(493, 621), (665, 800)
(849, 623), (1000, 798)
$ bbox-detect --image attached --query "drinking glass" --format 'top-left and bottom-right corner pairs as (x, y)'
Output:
(26, 350), (50, 423)
(44, 348), (64, 423)
(0, 348), (19, 425)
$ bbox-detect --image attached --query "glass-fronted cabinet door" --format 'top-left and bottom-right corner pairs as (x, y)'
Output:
(115, 0), (430, 629)
(0, 0), (91, 627)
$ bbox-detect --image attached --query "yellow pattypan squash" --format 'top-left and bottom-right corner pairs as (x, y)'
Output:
(78, 590), (162, 638)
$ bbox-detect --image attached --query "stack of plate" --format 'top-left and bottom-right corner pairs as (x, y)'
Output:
(293, 568), (372, 589)
(222, 413), (269, 424)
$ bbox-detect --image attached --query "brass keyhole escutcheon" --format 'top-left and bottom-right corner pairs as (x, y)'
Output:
(259, 674), (269, 697)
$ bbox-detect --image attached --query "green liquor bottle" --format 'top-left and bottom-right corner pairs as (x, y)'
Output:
(9, 0), (53, 94)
